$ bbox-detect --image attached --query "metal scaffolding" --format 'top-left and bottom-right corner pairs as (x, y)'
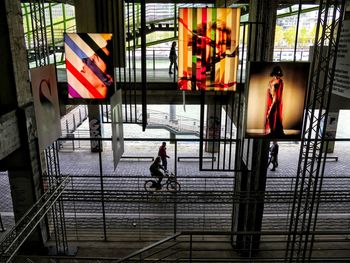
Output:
(285, 0), (346, 261)
(45, 142), (69, 255)
(27, 0), (50, 67)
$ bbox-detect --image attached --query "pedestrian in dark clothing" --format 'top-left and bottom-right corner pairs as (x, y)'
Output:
(169, 41), (178, 74)
(268, 140), (279, 171)
(150, 156), (165, 189)
(158, 142), (170, 171)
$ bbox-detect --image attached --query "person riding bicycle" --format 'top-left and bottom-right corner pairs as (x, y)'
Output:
(150, 156), (166, 189)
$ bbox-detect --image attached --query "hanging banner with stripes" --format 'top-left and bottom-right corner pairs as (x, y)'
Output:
(65, 33), (114, 99)
(178, 8), (240, 91)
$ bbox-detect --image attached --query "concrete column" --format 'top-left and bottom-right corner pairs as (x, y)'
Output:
(74, 0), (97, 32)
(232, 0), (278, 252)
(248, 0), (278, 62)
(74, 0), (105, 152)
(75, 0), (125, 150)
(234, 141), (269, 252)
(1, 0), (47, 253)
(205, 103), (221, 153)
(169, 105), (176, 122)
(169, 105), (176, 143)
(88, 105), (103, 152)
(6, 106), (48, 253)
(170, 132), (176, 144)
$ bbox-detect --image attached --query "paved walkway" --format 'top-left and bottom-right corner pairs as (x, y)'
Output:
(57, 135), (350, 236)
(1, 113), (350, 242)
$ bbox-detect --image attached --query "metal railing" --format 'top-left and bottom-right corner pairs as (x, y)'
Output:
(100, 106), (234, 139)
(14, 230), (350, 262)
(52, 137), (350, 242)
(273, 48), (310, 61)
(0, 177), (70, 263)
(115, 231), (350, 262)
(61, 105), (88, 136)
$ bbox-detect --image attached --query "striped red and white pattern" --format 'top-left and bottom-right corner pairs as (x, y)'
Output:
(178, 8), (240, 91)
(65, 33), (113, 99)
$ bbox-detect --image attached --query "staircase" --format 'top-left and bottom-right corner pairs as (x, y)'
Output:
(116, 232), (236, 263)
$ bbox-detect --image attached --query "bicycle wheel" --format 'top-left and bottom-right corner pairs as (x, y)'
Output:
(144, 180), (156, 193)
(166, 181), (181, 193)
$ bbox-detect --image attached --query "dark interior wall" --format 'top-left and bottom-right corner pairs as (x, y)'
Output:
(0, 0), (18, 115)
(330, 93), (350, 111)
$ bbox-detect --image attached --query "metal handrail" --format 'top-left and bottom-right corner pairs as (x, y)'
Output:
(0, 176), (70, 263)
(116, 233), (181, 263)
(115, 230), (350, 262)
(14, 253), (350, 262)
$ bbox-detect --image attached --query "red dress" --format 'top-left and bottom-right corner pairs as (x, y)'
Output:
(265, 78), (284, 136)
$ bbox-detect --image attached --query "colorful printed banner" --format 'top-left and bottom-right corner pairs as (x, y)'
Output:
(65, 33), (114, 99)
(178, 8), (240, 91)
(245, 62), (310, 139)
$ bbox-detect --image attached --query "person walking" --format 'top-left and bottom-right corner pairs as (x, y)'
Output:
(169, 41), (178, 74)
(158, 142), (170, 171)
(268, 140), (279, 171)
(0, 213), (5, 232)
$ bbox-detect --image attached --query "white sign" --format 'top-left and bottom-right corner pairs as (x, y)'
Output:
(30, 65), (61, 152)
(111, 90), (124, 170)
(326, 112), (338, 132)
(333, 20), (350, 98)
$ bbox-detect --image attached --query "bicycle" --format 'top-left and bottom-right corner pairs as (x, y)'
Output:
(144, 171), (181, 193)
